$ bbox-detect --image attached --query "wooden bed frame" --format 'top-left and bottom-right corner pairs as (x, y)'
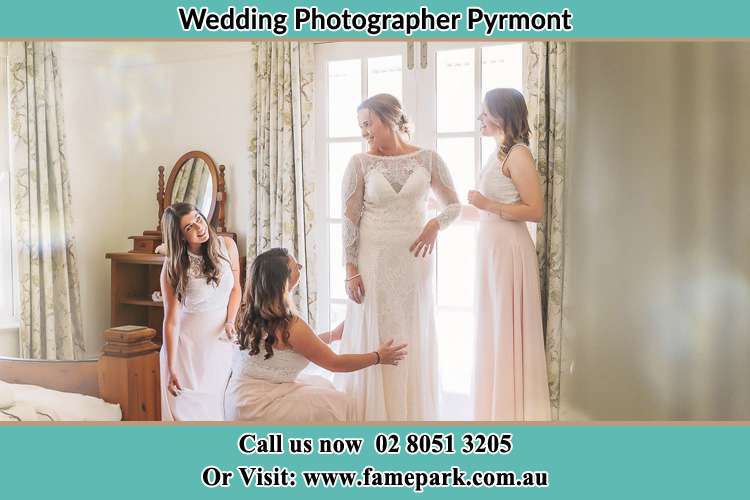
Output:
(0, 337), (161, 421)
(0, 356), (100, 397)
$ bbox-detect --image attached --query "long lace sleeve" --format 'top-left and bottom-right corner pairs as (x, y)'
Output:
(429, 151), (461, 229)
(342, 155), (365, 266)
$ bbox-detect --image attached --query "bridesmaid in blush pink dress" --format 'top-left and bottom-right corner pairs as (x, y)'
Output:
(159, 203), (241, 421)
(467, 88), (551, 421)
(224, 248), (407, 423)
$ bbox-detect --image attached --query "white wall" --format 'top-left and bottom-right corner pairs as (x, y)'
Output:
(117, 44), (252, 257)
(60, 42), (252, 357)
(59, 44), (129, 358)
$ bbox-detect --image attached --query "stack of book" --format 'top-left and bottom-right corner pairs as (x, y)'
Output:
(102, 326), (159, 357)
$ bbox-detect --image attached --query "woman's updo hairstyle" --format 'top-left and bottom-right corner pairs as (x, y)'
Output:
(357, 93), (411, 137)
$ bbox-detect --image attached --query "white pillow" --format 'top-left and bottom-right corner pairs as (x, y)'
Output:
(12, 383), (122, 421)
(0, 401), (46, 421)
(0, 380), (14, 409)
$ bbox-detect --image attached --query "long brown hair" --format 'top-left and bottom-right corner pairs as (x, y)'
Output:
(357, 93), (411, 137)
(161, 202), (228, 303)
(484, 88), (531, 158)
(235, 248), (296, 359)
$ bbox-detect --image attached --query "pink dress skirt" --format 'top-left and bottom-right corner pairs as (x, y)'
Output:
(472, 211), (551, 421)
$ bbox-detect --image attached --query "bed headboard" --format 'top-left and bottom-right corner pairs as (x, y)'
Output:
(0, 356), (100, 397)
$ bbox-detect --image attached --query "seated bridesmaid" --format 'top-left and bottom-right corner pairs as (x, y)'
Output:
(224, 248), (407, 422)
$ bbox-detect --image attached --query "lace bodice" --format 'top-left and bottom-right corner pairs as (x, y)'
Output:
(231, 347), (309, 383)
(182, 238), (234, 313)
(478, 145), (527, 204)
(341, 149), (460, 266)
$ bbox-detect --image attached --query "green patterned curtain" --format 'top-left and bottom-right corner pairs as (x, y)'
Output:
(247, 42), (316, 326)
(172, 158), (196, 202)
(8, 42), (85, 360)
(524, 42), (568, 419)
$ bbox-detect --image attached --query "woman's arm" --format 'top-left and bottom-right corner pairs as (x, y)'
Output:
(289, 320), (406, 373)
(317, 321), (344, 344)
(160, 264), (182, 395)
(429, 151), (462, 229)
(411, 151), (461, 257)
(342, 156), (366, 303)
(224, 237), (242, 336)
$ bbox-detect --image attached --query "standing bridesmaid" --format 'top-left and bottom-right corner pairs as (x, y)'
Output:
(159, 202), (242, 421)
(467, 88), (551, 421)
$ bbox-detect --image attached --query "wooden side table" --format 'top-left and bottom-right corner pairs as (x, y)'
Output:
(97, 326), (161, 421)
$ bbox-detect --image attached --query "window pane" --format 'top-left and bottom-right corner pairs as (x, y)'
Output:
(436, 48), (475, 133)
(436, 309), (475, 395)
(328, 59), (361, 138)
(329, 223), (346, 300)
(437, 224), (476, 308)
(436, 137), (475, 202)
(367, 55), (402, 103)
(481, 43), (523, 97)
(329, 141), (362, 218)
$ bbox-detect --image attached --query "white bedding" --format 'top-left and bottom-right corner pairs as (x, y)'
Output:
(0, 380), (121, 421)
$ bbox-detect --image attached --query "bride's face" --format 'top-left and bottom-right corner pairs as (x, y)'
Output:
(287, 255), (302, 290)
(478, 102), (503, 138)
(358, 109), (390, 149)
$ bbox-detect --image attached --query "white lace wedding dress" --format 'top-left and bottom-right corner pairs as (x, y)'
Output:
(335, 149), (460, 421)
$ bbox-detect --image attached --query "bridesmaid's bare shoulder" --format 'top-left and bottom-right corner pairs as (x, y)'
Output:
(286, 316), (314, 343)
(505, 145), (536, 177)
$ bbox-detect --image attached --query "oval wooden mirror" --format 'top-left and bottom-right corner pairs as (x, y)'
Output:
(164, 151), (218, 221)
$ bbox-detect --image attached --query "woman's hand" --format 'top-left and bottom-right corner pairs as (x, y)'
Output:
(467, 190), (492, 211)
(409, 218), (440, 257)
(345, 275), (365, 304)
(377, 339), (408, 366)
(330, 321), (345, 342)
(220, 322), (236, 342)
(167, 369), (182, 397)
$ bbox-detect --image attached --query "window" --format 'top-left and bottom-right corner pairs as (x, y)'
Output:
(314, 42), (524, 419)
(0, 51), (18, 327)
(314, 42), (410, 336)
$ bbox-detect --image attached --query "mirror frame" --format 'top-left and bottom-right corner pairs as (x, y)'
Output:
(163, 150), (219, 223)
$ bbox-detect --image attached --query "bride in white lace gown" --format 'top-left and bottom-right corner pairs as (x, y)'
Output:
(336, 94), (460, 421)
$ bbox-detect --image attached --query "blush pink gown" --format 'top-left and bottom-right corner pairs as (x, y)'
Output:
(159, 238), (234, 421)
(224, 344), (354, 423)
(472, 144), (551, 421)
